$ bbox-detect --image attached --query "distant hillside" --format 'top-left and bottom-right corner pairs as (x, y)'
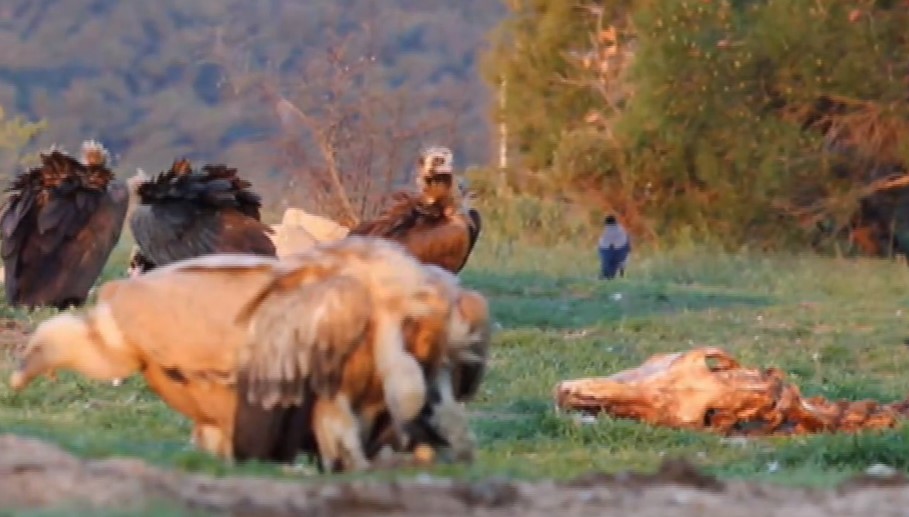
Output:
(0, 0), (506, 214)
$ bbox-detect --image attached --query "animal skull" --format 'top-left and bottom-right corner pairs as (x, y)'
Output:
(554, 347), (907, 435)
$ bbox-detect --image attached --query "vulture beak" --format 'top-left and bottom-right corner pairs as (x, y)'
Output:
(8, 345), (56, 391)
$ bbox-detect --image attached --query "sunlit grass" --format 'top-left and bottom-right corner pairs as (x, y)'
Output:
(2, 235), (909, 501)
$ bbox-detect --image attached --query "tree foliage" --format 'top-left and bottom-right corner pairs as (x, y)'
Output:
(484, 0), (909, 252)
(0, 0), (505, 216)
(0, 105), (45, 173)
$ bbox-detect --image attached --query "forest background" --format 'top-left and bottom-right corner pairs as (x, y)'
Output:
(0, 0), (907, 254)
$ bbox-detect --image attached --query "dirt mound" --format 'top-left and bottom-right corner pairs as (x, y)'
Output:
(3, 434), (909, 516)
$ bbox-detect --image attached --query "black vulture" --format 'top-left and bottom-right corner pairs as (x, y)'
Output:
(127, 158), (276, 275)
(348, 146), (481, 274)
(0, 141), (129, 310)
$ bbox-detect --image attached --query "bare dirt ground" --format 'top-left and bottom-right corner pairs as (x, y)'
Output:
(2, 434), (909, 517)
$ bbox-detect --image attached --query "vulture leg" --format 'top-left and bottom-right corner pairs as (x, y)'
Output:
(192, 424), (232, 459)
(428, 365), (476, 462)
(313, 394), (370, 473)
(363, 368), (473, 464)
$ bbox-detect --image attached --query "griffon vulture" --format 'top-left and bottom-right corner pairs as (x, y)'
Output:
(0, 141), (129, 310)
(7, 253), (283, 459)
(127, 159), (276, 275)
(348, 146), (482, 274)
(231, 236), (461, 472)
(8, 237), (486, 472)
(364, 263), (492, 463)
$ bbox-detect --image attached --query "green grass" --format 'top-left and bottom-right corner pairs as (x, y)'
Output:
(2, 237), (909, 499)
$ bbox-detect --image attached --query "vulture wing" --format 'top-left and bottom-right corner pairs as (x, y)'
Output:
(129, 162), (276, 269)
(402, 217), (472, 274)
(348, 192), (421, 239)
(349, 190), (477, 274)
(459, 208), (482, 271)
(1, 152), (126, 308)
(130, 204), (276, 267)
(231, 271), (374, 463)
(55, 180), (130, 301)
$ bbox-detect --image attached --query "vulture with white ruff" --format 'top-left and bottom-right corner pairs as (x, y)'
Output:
(231, 236), (475, 471)
(363, 263), (492, 463)
(8, 237), (491, 473)
(9, 253), (282, 459)
(0, 141), (129, 309)
(127, 159), (276, 276)
(348, 146), (482, 274)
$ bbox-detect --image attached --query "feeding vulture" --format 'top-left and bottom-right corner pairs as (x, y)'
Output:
(9, 253), (283, 459)
(8, 237), (491, 472)
(0, 141), (129, 310)
(126, 158), (276, 276)
(348, 146), (482, 274)
(230, 236), (480, 472)
(363, 263), (492, 464)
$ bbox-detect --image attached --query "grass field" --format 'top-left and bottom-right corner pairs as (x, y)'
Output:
(2, 237), (909, 492)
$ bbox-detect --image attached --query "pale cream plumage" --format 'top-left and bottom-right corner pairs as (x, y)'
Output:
(234, 236), (451, 471)
(9, 253), (283, 458)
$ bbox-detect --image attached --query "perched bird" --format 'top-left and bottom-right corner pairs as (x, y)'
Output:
(0, 141), (129, 309)
(231, 236), (457, 472)
(7, 253), (283, 459)
(127, 159), (276, 275)
(348, 146), (482, 274)
(597, 214), (631, 280)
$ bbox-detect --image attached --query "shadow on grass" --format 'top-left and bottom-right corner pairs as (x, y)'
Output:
(463, 269), (775, 330)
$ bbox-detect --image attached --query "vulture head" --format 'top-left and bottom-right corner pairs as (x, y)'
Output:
(9, 305), (139, 391)
(80, 140), (111, 167)
(416, 146), (455, 192)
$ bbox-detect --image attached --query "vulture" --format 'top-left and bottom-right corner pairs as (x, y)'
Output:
(127, 159), (276, 275)
(0, 141), (129, 310)
(348, 146), (482, 274)
(364, 263), (492, 463)
(230, 236), (480, 472)
(8, 253), (283, 459)
(8, 237), (492, 473)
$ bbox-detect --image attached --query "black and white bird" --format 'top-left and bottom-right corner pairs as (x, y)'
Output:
(597, 214), (630, 280)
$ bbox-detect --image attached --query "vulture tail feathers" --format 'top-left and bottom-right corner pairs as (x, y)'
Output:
(232, 272), (373, 465)
(135, 160), (265, 217)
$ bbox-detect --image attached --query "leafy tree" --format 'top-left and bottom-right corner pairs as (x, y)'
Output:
(0, 105), (45, 173)
(484, 0), (909, 250)
(0, 0), (505, 215)
(481, 0), (604, 170)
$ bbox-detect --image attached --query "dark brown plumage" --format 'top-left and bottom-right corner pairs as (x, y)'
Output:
(348, 181), (481, 274)
(128, 159), (276, 273)
(0, 142), (129, 310)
